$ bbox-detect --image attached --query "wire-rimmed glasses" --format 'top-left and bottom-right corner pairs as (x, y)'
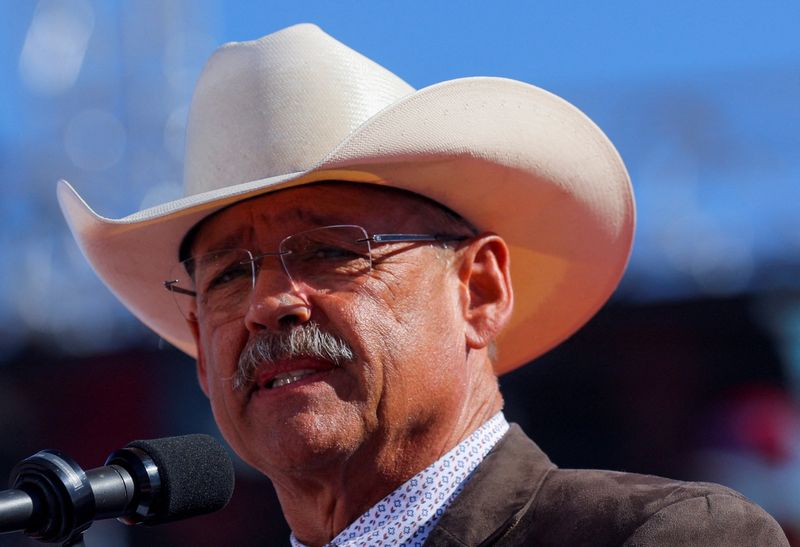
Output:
(164, 224), (467, 324)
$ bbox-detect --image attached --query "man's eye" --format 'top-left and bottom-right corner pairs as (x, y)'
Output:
(290, 241), (363, 262)
(207, 263), (250, 289)
(306, 245), (360, 261)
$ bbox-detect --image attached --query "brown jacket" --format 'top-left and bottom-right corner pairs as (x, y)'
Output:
(424, 425), (789, 546)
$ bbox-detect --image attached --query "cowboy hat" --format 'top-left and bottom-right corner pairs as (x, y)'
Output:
(58, 23), (634, 375)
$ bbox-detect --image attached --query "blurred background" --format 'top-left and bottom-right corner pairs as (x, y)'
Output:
(1, 0), (798, 545)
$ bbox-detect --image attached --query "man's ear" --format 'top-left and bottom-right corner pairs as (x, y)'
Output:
(457, 234), (514, 350)
(187, 319), (210, 397)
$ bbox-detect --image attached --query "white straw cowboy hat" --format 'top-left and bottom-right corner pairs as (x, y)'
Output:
(58, 23), (634, 375)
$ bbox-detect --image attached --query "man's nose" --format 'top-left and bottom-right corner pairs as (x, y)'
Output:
(243, 264), (311, 332)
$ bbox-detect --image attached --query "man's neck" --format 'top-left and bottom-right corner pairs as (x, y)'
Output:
(275, 397), (503, 547)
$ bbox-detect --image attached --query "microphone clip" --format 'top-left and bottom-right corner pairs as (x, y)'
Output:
(10, 450), (94, 545)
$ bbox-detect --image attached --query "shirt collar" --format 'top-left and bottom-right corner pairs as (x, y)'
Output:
(291, 412), (509, 547)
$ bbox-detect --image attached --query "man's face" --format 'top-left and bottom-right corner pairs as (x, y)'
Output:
(190, 184), (477, 480)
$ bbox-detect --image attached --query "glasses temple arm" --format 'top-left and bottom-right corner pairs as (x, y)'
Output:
(163, 280), (197, 297)
(362, 234), (469, 243)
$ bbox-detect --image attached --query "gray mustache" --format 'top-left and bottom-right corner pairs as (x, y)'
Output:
(234, 322), (355, 391)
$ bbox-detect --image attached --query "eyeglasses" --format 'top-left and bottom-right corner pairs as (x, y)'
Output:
(164, 224), (467, 324)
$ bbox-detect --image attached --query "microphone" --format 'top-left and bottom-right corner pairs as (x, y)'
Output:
(0, 434), (235, 544)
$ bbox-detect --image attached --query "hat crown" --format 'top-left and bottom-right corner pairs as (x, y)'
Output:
(184, 24), (415, 195)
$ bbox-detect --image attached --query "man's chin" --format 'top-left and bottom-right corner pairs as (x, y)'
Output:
(241, 411), (368, 477)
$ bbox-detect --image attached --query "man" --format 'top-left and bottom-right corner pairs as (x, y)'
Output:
(59, 24), (788, 546)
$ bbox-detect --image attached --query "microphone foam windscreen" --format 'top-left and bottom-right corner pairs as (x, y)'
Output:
(127, 434), (235, 523)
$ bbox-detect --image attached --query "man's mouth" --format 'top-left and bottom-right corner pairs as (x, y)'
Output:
(266, 369), (318, 389)
(234, 322), (356, 392)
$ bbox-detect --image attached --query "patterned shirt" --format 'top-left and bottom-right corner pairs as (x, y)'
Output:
(290, 412), (509, 547)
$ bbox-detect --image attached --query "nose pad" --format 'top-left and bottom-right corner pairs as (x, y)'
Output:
(243, 261), (311, 332)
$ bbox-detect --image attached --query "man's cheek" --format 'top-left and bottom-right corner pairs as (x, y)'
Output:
(205, 325), (248, 376)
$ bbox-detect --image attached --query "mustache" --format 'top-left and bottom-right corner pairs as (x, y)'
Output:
(234, 322), (356, 391)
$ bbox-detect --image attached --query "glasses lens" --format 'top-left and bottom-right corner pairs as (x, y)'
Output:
(280, 226), (372, 289)
(168, 249), (255, 322)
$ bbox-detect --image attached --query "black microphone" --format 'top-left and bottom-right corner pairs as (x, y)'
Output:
(0, 434), (235, 544)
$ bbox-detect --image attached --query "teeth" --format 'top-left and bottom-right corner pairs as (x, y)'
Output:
(269, 369), (316, 389)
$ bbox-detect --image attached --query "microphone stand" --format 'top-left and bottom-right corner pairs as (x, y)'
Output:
(2, 433), (234, 544)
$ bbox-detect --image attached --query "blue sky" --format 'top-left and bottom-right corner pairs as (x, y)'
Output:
(216, 1), (800, 84)
(0, 0), (798, 352)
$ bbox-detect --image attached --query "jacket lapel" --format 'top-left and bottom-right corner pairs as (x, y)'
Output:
(423, 424), (556, 546)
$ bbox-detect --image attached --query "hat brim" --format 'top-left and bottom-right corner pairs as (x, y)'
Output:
(58, 76), (634, 375)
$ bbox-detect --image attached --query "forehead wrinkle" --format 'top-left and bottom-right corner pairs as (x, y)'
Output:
(195, 225), (253, 254)
(192, 205), (258, 254)
(189, 182), (459, 257)
(265, 203), (353, 231)
(255, 182), (440, 231)
(196, 202), (348, 255)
